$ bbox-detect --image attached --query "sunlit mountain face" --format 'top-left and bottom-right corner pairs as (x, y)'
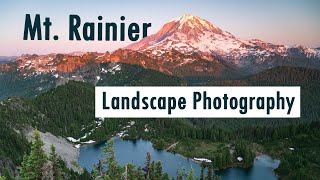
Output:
(1, 14), (320, 80)
(127, 14), (320, 74)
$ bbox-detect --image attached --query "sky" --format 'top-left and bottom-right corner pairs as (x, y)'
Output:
(0, 0), (319, 56)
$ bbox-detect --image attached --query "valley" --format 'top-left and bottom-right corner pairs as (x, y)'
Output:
(0, 65), (320, 179)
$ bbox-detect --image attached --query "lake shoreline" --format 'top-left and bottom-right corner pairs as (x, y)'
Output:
(79, 137), (281, 179)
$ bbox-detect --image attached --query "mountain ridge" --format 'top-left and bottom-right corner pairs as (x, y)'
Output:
(0, 14), (319, 78)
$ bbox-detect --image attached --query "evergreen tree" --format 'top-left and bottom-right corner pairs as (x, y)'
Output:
(48, 144), (63, 179)
(207, 164), (213, 180)
(3, 168), (13, 180)
(101, 138), (121, 179)
(79, 169), (92, 180)
(125, 163), (136, 180)
(215, 155), (221, 168)
(136, 166), (145, 180)
(155, 161), (163, 179)
(162, 173), (170, 180)
(20, 130), (47, 180)
(177, 167), (187, 180)
(144, 152), (151, 180)
(200, 162), (205, 180)
(244, 148), (254, 167)
(272, 129), (279, 140)
(41, 161), (54, 180)
(225, 149), (231, 164)
(149, 161), (155, 180)
(92, 161), (102, 178)
(186, 168), (194, 180)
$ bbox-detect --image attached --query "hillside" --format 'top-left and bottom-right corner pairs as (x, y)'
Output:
(203, 66), (320, 128)
(248, 66), (320, 85)
(0, 62), (185, 101)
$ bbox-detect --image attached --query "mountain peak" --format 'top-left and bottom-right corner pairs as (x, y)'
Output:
(126, 14), (234, 52)
(172, 14), (197, 21)
(170, 14), (219, 32)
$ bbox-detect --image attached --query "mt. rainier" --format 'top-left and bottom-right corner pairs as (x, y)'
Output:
(127, 14), (320, 73)
(127, 14), (246, 55)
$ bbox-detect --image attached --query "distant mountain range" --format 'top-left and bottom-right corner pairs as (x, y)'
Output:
(0, 14), (319, 81)
(0, 56), (17, 64)
(126, 14), (320, 75)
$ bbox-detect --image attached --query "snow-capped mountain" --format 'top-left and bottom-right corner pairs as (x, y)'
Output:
(127, 14), (320, 72)
(1, 14), (320, 79)
(127, 14), (247, 55)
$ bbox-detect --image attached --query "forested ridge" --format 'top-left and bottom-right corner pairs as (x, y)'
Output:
(0, 62), (185, 101)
